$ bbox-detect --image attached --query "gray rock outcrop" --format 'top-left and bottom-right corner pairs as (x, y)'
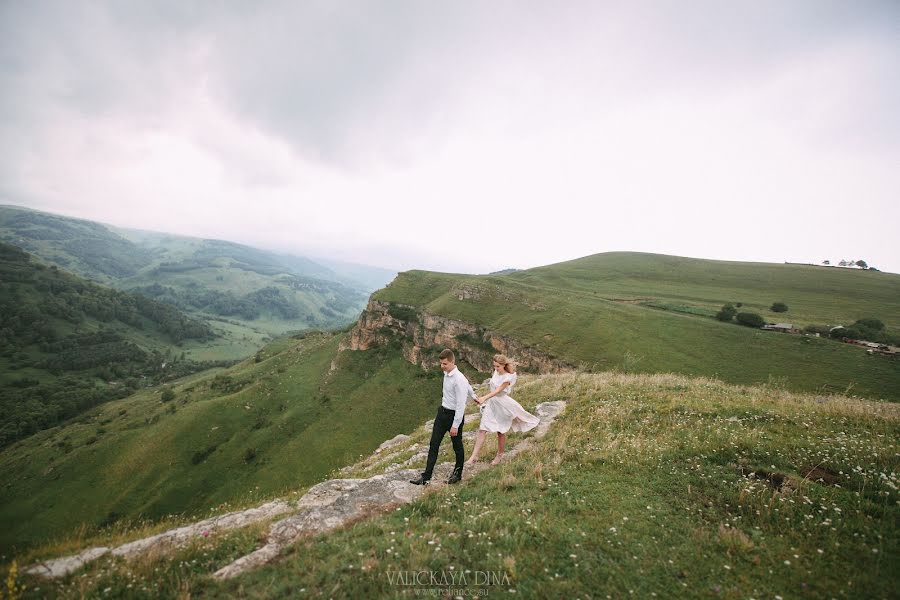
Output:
(344, 299), (575, 373)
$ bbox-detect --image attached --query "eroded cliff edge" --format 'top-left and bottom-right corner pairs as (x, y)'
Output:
(340, 298), (574, 373)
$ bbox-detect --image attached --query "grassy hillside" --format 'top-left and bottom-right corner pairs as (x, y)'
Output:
(10, 373), (898, 598)
(0, 331), (482, 554)
(0, 243), (227, 448)
(0, 205), (384, 357)
(374, 253), (900, 400)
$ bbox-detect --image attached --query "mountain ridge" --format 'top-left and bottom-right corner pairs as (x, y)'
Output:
(0, 205), (394, 357)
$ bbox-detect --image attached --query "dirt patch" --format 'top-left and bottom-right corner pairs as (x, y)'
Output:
(739, 467), (796, 493)
(801, 465), (841, 486)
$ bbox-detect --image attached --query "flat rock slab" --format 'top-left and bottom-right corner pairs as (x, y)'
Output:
(375, 433), (410, 453)
(25, 500), (294, 579)
(24, 547), (111, 579)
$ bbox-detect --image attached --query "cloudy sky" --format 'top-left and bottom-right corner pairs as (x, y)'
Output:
(2, 1), (898, 273)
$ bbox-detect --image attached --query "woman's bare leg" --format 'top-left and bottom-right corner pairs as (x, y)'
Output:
(491, 432), (507, 465)
(466, 430), (487, 464)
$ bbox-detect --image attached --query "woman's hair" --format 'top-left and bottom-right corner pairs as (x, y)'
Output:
(493, 354), (517, 374)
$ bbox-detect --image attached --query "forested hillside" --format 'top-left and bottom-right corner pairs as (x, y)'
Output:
(0, 243), (227, 448)
(0, 206), (390, 357)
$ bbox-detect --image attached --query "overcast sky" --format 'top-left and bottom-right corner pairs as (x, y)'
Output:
(2, 1), (898, 274)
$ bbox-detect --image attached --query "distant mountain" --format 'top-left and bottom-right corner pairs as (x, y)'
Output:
(0, 206), (394, 354)
(0, 242), (227, 448)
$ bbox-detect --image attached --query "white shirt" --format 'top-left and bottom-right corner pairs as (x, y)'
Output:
(442, 366), (475, 428)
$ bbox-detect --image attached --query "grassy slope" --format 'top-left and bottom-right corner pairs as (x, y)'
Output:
(13, 373), (898, 599)
(0, 333), (470, 554)
(374, 253), (900, 400)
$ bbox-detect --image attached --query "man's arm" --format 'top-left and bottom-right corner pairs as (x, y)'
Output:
(450, 377), (467, 431)
(467, 384), (478, 403)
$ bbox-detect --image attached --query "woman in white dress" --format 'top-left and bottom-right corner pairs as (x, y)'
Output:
(466, 354), (540, 466)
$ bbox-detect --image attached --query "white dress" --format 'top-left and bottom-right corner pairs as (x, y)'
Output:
(479, 371), (540, 434)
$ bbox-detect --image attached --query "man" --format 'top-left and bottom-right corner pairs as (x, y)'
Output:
(410, 348), (475, 486)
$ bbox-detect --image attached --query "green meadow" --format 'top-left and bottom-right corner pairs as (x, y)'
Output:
(375, 252), (900, 400)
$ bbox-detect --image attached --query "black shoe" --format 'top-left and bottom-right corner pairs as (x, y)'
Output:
(409, 475), (430, 486)
(447, 471), (462, 484)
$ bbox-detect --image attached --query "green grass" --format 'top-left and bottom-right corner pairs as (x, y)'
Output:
(0, 334), (447, 555)
(11, 372), (897, 598)
(374, 252), (900, 400)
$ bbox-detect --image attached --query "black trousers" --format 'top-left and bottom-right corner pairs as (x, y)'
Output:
(422, 405), (465, 480)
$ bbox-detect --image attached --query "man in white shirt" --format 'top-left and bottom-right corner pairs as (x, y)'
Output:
(410, 348), (475, 485)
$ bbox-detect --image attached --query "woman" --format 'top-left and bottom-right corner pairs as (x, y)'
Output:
(466, 354), (540, 466)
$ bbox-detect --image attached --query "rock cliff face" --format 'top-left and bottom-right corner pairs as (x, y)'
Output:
(341, 299), (573, 374)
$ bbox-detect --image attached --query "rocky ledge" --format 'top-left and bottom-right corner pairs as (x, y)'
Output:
(341, 299), (574, 373)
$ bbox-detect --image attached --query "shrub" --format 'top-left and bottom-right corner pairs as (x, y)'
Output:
(854, 318), (884, 331)
(736, 312), (765, 328)
(833, 318), (899, 345)
(386, 303), (418, 323)
(161, 388), (176, 402)
(243, 447), (257, 462)
(715, 304), (737, 322)
(771, 302), (788, 313)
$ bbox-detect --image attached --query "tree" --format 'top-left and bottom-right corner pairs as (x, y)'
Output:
(854, 318), (884, 331)
(736, 312), (765, 328)
(823, 260), (830, 265)
(771, 302), (788, 313)
(715, 304), (737, 322)
(855, 260), (868, 269)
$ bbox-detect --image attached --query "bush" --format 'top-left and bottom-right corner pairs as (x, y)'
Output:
(736, 312), (765, 328)
(161, 388), (176, 402)
(715, 304), (737, 322)
(832, 318), (899, 345)
(386, 302), (419, 323)
(243, 447), (257, 462)
(771, 302), (789, 313)
(854, 318), (884, 331)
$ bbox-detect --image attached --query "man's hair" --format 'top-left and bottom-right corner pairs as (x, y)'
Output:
(438, 348), (455, 362)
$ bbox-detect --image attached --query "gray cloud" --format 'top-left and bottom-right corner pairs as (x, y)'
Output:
(1, 0), (898, 273)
